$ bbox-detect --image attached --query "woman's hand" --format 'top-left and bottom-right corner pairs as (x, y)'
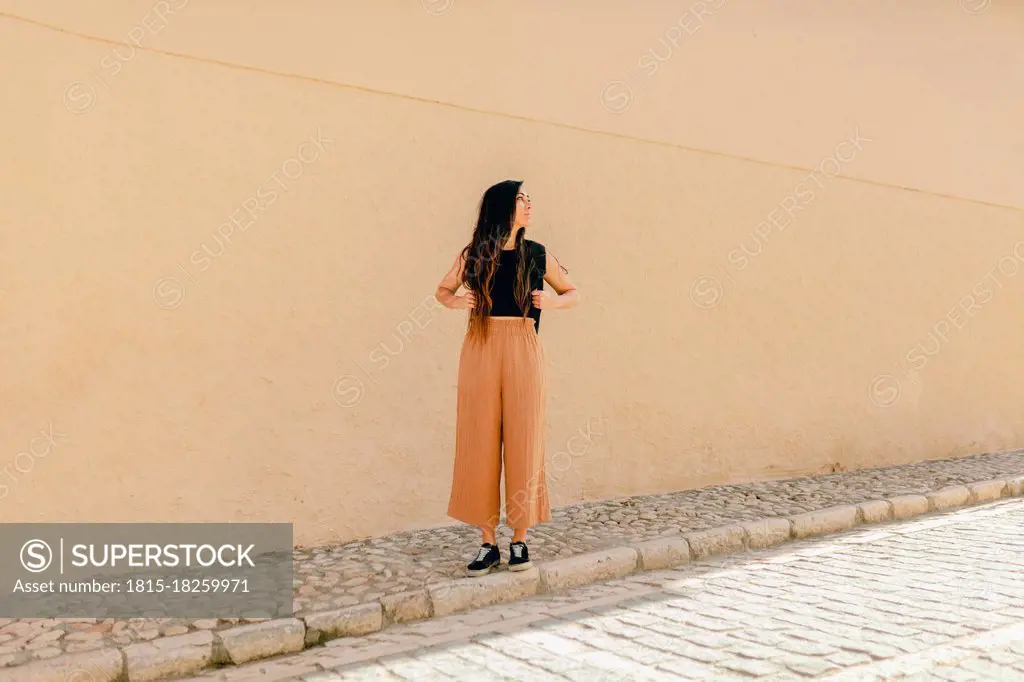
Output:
(532, 289), (557, 309)
(451, 291), (477, 310)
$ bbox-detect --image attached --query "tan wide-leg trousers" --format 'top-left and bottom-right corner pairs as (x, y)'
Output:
(448, 318), (551, 529)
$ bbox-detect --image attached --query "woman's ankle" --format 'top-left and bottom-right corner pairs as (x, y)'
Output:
(512, 530), (527, 543)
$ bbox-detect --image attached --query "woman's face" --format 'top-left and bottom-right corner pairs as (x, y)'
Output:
(513, 187), (532, 228)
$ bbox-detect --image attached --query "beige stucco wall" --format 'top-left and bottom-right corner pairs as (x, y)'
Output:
(1, 0), (1021, 546)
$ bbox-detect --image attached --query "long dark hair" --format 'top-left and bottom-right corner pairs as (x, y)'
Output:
(460, 180), (534, 340)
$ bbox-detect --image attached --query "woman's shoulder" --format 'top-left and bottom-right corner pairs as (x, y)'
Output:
(525, 239), (546, 274)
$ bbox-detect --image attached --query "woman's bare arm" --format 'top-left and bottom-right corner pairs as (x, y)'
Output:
(435, 252), (476, 309)
(533, 252), (579, 310)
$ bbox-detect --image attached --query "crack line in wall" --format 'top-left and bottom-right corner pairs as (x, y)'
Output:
(4, 10), (1021, 216)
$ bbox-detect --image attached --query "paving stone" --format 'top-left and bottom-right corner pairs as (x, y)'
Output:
(576, 614), (650, 640)
(561, 650), (661, 681)
(656, 657), (726, 680)
(30, 647), (62, 661)
(376, 656), (443, 680)
(454, 641), (569, 681)
(476, 635), (588, 676)
(298, 673), (345, 682)
(3, 647), (124, 682)
(780, 653), (843, 676)
(29, 630), (64, 645)
(332, 662), (413, 681)
(543, 623), (677, 667)
(925, 667), (981, 681)
(838, 638), (905, 659)
(414, 648), (501, 679)
(825, 650), (873, 669)
(162, 625), (190, 637)
(958, 656), (1018, 677)
(718, 657), (781, 676)
(66, 640), (106, 653)
(914, 621), (977, 638)
(729, 628), (790, 647)
(669, 641), (728, 663)
(775, 636), (840, 656)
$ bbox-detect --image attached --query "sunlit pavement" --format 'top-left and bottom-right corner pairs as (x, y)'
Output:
(186, 498), (1024, 681)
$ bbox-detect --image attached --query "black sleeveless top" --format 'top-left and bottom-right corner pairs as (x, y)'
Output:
(487, 240), (546, 331)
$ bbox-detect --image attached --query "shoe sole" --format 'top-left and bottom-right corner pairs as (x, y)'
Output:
(466, 563), (499, 577)
(507, 561), (533, 572)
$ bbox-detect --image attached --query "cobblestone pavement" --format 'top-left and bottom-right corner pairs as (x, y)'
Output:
(180, 497), (1024, 682)
(0, 450), (1021, 673)
(292, 451), (1022, 616)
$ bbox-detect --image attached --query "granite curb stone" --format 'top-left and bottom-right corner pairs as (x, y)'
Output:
(537, 547), (640, 592)
(304, 604), (383, 644)
(927, 485), (972, 511)
(217, 619), (305, 665)
(968, 479), (1008, 503)
(857, 499), (893, 523)
(428, 568), (540, 617)
(380, 589), (432, 625)
(633, 536), (692, 570)
(3, 469), (1022, 681)
(124, 630), (215, 682)
(741, 517), (793, 549)
(890, 494), (931, 519)
(790, 504), (860, 539)
(684, 524), (748, 559)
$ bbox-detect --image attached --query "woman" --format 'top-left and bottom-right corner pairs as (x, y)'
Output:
(435, 180), (579, 576)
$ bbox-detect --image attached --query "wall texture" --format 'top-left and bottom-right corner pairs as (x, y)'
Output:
(1, 0), (1022, 546)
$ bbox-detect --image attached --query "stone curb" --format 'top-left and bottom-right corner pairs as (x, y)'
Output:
(10, 473), (1023, 682)
(537, 546), (639, 593)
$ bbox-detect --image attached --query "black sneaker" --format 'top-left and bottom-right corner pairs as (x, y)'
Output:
(508, 541), (533, 571)
(466, 543), (500, 576)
